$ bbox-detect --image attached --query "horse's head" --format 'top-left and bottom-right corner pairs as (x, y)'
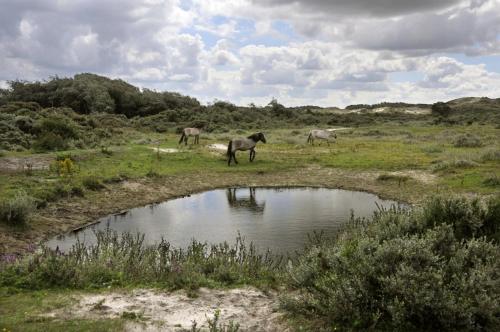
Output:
(259, 132), (267, 143)
(248, 132), (266, 143)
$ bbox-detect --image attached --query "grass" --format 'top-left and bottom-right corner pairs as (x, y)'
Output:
(1, 124), (499, 204)
(0, 290), (126, 331)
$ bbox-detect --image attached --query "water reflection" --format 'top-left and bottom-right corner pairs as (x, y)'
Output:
(226, 188), (265, 214)
(46, 187), (401, 254)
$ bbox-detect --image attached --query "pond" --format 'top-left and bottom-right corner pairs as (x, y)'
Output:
(47, 187), (401, 254)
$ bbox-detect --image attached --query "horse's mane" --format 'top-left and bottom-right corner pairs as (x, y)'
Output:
(247, 133), (260, 141)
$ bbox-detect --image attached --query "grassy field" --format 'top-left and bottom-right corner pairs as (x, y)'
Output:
(1, 121), (499, 331)
(1, 122), (499, 252)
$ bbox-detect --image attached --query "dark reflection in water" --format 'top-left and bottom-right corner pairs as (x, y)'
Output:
(46, 188), (401, 254)
(226, 188), (265, 213)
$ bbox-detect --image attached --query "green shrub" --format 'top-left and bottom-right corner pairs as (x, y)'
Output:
(14, 115), (35, 133)
(483, 176), (500, 188)
(37, 117), (78, 139)
(33, 132), (67, 152)
(0, 192), (36, 225)
(453, 134), (482, 148)
(481, 149), (500, 162)
(284, 196), (500, 331)
(35, 182), (72, 205)
(376, 174), (410, 182)
(70, 185), (85, 197)
(420, 145), (443, 154)
(431, 159), (478, 172)
(82, 176), (105, 190)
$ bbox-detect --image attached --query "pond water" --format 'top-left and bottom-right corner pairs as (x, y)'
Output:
(47, 187), (401, 254)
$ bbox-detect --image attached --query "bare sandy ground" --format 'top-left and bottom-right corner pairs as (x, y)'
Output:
(207, 143), (227, 151)
(150, 147), (182, 153)
(0, 155), (53, 171)
(48, 287), (286, 331)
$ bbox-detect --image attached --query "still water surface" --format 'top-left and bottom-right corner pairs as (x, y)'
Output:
(47, 187), (400, 254)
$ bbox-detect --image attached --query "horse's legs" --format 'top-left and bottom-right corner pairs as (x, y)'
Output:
(195, 135), (199, 144)
(228, 150), (232, 166)
(233, 152), (238, 164)
(250, 149), (255, 162)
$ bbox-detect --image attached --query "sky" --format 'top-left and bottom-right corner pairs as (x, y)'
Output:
(1, 0), (500, 107)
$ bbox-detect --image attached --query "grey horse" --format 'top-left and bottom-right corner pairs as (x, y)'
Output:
(227, 132), (266, 166)
(178, 128), (201, 145)
(307, 129), (337, 145)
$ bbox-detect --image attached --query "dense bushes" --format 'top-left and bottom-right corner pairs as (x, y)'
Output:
(0, 102), (132, 151)
(284, 196), (500, 331)
(0, 192), (36, 226)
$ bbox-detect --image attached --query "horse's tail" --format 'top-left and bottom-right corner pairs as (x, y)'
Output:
(227, 140), (232, 157)
(307, 132), (312, 143)
(178, 132), (185, 144)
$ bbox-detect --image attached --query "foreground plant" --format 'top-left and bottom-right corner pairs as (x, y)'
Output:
(284, 196), (500, 331)
(0, 231), (281, 290)
(0, 191), (36, 226)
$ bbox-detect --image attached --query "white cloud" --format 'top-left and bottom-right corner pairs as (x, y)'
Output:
(0, 0), (499, 107)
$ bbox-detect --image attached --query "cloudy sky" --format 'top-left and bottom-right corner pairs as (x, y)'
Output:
(1, 0), (500, 107)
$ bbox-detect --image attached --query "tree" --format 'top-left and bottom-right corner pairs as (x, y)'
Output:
(432, 102), (452, 117)
(268, 98), (290, 117)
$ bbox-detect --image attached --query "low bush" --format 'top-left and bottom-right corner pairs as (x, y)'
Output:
(33, 132), (67, 152)
(51, 158), (75, 176)
(14, 116), (35, 133)
(420, 145), (444, 154)
(483, 175), (500, 187)
(82, 176), (105, 190)
(35, 182), (73, 205)
(453, 134), (482, 148)
(284, 196), (500, 331)
(0, 192), (36, 226)
(0, 232), (281, 290)
(376, 174), (410, 183)
(480, 149), (500, 162)
(431, 159), (478, 172)
(37, 117), (78, 139)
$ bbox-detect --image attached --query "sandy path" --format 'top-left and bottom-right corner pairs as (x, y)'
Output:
(0, 155), (53, 171)
(50, 287), (286, 331)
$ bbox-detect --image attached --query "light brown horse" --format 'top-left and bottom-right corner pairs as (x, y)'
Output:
(307, 129), (337, 146)
(178, 128), (201, 145)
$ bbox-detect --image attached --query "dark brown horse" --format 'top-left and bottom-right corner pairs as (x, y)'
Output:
(227, 132), (266, 166)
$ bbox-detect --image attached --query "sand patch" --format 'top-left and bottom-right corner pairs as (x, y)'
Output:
(150, 147), (181, 153)
(382, 170), (437, 184)
(122, 181), (145, 192)
(50, 288), (285, 331)
(326, 127), (352, 132)
(207, 144), (227, 152)
(0, 155), (53, 172)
